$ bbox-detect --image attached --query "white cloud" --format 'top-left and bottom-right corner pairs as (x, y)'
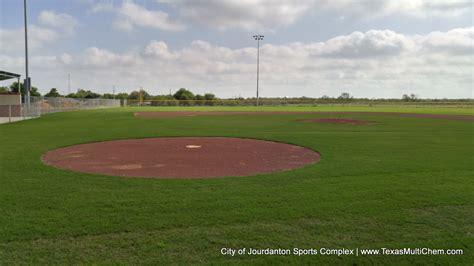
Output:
(1, 27), (472, 98)
(418, 27), (474, 55)
(332, 0), (472, 18)
(311, 0), (472, 19)
(59, 53), (73, 64)
(85, 0), (472, 33)
(89, 2), (115, 13)
(0, 25), (59, 53)
(113, 19), (134, 31)
(164, 0), (472, 31)
(92, 0), (186, 31)
(167, 0), (314, 31)
(384, 0), (472, 18)
(315, 30), (416, 58)
(0, 10), (78, 53)
(144, 41), (177, 59)
(38, 10), (79, 34)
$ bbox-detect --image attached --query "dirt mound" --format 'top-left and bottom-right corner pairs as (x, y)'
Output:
(40, 101), (52, 109)
(42, 137), (320, 179)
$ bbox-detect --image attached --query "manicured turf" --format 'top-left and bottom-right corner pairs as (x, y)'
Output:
(128, 105), (474, 115)
(0, 106), (473, 264)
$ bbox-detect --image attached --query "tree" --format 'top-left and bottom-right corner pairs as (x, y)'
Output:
(128, 91), (140, 100)
(9, 81), (41, 96)
(84, 90), (101, 99)
(204, 93), (216, 101)
(66, 89), (101, 99)
(128, 90), (150, 100)
(0, 86), (9, 93)
(195, 94), (205, 101)
(402, 94), (419, 102)
(338, 92), (352, 100)
(173, 88), (195, 100)
(44, 88), (61, 97)
(204, 93), (217, 106)
(115, 93), (129, 99)
(149, 94), (177, 106)
(73, 89), (88, 98)
(193, 94), (204, 106)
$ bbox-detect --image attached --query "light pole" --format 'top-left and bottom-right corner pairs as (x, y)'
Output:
(24, 0), (30, 105)
(68, 73), (70, 95)
(253, 34), (264, 106)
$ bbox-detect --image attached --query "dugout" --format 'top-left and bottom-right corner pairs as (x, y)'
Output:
(0, 70), (22, 117)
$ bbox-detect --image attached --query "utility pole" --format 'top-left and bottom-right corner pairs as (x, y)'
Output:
(253, 34), (264, 106)
(24, 0), (30, 105)
(68, 73), (70, 95)
(139, 86), (143, 106)
(113, 85), (115, 100)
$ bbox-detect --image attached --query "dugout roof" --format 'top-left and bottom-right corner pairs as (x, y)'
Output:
(0, 70), (21, 81)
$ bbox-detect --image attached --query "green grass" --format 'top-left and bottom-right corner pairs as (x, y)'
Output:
(0, 106), (473, 264)
(126, 105), (474, 115)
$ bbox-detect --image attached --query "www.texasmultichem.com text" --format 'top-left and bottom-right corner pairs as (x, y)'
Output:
(221, 247), (464, 257)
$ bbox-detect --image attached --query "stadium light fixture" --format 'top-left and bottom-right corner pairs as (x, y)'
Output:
(253, 34), (264, 106)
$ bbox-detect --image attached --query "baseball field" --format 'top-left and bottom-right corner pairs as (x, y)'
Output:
(1, 106), (473, 264)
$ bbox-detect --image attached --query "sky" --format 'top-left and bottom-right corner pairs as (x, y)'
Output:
(0, 0), (472, 98)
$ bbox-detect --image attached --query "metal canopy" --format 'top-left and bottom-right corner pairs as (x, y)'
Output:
(0, 70), (21, 81)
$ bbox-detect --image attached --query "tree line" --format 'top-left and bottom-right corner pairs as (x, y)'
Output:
(0, 82), (217, 101)
(0, 81), (472, 102)
(0, 81), (41, 96)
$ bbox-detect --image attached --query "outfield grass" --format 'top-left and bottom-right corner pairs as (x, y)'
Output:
(124, 105), (474, 115)
(0, 106), (473, 264)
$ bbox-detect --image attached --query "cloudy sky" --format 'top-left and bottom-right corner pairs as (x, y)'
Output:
(0, 0), (472, 98)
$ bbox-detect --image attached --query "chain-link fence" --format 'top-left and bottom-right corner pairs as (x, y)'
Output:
(0, 102), (41, 124)
(0, 96), (121, 124)
(29, 96), (121, 114)
(126, 99), (474, 107)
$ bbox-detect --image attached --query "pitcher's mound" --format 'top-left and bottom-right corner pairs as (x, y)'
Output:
(42, 137), (320, 179)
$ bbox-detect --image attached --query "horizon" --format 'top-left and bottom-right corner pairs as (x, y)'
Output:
(0, 0), (473, 99)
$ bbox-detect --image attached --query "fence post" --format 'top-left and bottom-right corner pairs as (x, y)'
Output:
(9, 105), (12, 123)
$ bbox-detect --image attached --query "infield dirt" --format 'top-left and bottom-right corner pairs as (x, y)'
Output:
(42, 137), (321, 178)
